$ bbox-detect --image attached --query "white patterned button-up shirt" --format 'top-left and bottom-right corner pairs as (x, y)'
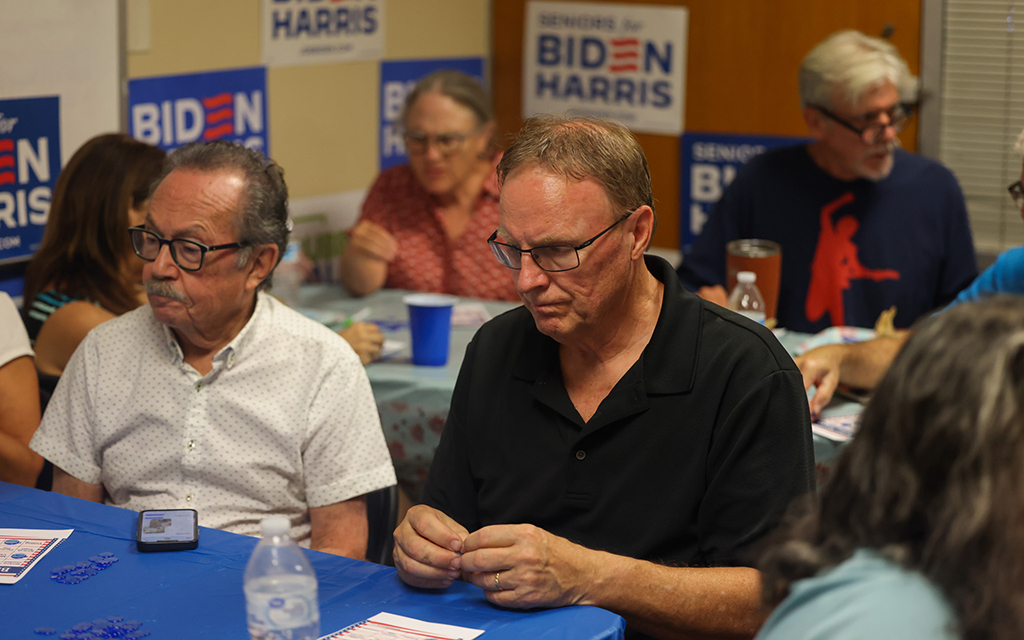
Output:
(31, 292), (396, 545)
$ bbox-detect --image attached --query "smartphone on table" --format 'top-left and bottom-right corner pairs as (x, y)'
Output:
(136, 509), (199, 552)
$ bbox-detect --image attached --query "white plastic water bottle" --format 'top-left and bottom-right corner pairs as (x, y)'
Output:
(728, 271), (767, 325)
(244, 516), (320, 640)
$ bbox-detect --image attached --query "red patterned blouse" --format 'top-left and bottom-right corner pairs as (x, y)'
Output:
(357, 160), (519, 302)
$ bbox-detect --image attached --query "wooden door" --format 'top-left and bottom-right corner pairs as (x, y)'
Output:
(492, 0), (922, 248)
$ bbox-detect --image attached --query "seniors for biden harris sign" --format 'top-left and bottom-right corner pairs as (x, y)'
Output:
(523, 1), (687, 136)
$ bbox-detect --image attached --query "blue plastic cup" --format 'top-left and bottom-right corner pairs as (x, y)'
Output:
(404, 293), (458, 366)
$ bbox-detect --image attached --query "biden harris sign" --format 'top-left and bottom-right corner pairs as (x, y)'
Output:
(0, 96), (60, 263)
(129, 68), (269, 154)
(262, 0), (384, 67)
(523, 1), (687, 136)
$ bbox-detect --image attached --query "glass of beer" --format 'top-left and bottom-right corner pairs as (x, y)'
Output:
(726, 239), (782, 324)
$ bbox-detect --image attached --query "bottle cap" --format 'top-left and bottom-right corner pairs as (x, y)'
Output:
(737, 271), (756, 284)
(260, 515), (291, 537)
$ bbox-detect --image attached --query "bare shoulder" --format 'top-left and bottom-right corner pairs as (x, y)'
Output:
(34, 302), (117, 375)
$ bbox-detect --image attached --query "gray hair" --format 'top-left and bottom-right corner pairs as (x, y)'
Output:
(153, 141), (289, 291)
(799, 30), (918, 110)
(497, 114), (656, 234)
(401, 70), (494, 143)
(1014, 126), (1024, 157)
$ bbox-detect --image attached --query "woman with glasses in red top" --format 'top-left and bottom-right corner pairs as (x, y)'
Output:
(340, 70), (518, 302)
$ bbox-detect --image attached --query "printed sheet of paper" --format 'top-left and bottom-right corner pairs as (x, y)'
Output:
(812, 414), (859, 442)
(321, 612), (484, 640)
(0, 528), (73, 584)
(452, 303), (492, 328)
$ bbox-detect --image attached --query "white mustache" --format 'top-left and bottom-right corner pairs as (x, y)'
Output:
(145, 279), (186, 302)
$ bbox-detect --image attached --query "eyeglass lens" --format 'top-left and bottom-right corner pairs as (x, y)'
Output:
(404, 132), (466, 155)
(1010, 182), (1024, 208)
(861, 106), (909, 144)
(131, 228), (205, 270)
(489, 243), (581, 272)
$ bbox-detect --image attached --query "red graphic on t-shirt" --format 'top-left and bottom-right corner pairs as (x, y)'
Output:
(805, 192), (900, 326)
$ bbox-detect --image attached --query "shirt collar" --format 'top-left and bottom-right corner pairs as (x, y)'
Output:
(513, 255), (702, 396)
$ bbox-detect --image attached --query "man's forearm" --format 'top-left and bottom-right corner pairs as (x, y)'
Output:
(839, 332), (909, 390)
(582, 550), (764, 640)
(52, 466), (104, 502)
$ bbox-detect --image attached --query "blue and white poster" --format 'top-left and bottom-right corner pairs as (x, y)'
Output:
(0, 96), (61, 264)
(262, 0), (384, 67)
(129, 68), (269, 154)
(523, 1), (687, 135)
(379, 57), (485, 172)
(680, 132), (810, 254)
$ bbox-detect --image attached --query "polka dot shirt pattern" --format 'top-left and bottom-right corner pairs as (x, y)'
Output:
(30, 293), (396, 545)
(359, 160), (520, 302)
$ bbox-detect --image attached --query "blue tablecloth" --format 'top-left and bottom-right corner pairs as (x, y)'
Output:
(0, 482), (625, 640)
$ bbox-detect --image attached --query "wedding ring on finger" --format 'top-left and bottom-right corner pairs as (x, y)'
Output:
(494, 571), (502, 590)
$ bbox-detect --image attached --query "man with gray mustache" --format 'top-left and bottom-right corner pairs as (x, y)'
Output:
(676, 30), (977, 333)
(30, 141), (396, 559)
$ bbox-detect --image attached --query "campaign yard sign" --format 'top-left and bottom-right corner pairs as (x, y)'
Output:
(379, 58), (485, 171)
(523, 1), (687, 136)
(263, 0), (384, 67)
(129, 68), (269, 154)
(0, 96), (61, 264)
(680, 132), (810, 254)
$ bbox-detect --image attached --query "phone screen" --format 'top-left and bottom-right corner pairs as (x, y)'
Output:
(139, 510), (196, 543)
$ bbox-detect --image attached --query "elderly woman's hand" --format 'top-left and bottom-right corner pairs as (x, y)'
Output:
(347, 221), (399, 264)
(339, 322), (385, 365)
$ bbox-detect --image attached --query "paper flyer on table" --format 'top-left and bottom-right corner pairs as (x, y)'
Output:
(321, 611), (484, 639)
(0, 528), (73, 584)
(812, 414), (859, 442)
(452, 303), (491, 328)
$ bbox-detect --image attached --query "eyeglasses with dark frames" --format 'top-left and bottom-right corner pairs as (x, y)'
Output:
(1009, 180), (1024, 210)
(488, 209), (637, 273)
(129, 226), (247, 272)
(811, 103), (913, 145)
(403, 128), (481, 156)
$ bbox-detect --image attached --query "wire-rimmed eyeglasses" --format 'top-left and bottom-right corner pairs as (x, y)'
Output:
(403, 128), (480, 156)
(811, 103), (913, 145)
(488, 209), (636, 273)
(129, 226), (247, 272)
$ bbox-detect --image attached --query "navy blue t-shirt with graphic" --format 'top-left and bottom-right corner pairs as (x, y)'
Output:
(676, 145), (978, 333)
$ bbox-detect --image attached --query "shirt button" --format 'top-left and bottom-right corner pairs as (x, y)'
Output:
(575, 450), (586, 461)
(195, 381), (203, 391)
(185, 494), (193, 502)
(187, 440), (196, 451)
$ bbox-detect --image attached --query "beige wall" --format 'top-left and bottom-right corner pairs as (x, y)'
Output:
(127, 0), (491, 199)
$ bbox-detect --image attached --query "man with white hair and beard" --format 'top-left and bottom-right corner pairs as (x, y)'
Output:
(30, 141), (396, 559)
(677, 30), (977, 333)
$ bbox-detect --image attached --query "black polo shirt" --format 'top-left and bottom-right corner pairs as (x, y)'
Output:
(425, 256), (814, 567)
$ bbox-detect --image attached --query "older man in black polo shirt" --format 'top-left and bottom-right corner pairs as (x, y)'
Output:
(393, 115), (814, 640)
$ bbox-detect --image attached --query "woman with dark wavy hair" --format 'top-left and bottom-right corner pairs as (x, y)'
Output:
(757, 296), (1024, 640)
(23, 133), (165, 376)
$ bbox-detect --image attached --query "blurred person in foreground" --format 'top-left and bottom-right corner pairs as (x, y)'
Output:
(23, 133), (165, 376)
(393, 115), (815, 640)
(757, 296), (1024, 640)
(30, 141), (395, 558)
(340, 70), (518, 301)
(0, 292), (42, 486)
(677, 30), (976, 332)
(798, 126), (1024, 418)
